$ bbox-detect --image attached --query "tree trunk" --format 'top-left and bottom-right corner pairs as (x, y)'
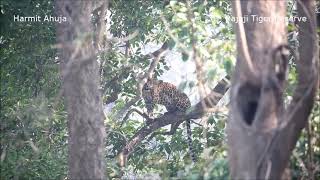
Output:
(55, 1), (106, 179)
(227, 0), (318, 179)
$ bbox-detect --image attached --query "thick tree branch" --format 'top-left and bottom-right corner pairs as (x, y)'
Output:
(285, 0), (318, 132)
(147, 120), (182, 141)
(265, 0), (319, 178)
(187, 75), (230, 119)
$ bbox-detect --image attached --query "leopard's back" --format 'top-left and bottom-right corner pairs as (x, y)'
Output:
(142, 79), (191, 115)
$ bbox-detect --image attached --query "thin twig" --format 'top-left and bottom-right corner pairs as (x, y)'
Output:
(121, 108), (151, 127)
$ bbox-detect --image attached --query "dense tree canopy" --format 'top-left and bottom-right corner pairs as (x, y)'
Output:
(0, 0), (319, 179)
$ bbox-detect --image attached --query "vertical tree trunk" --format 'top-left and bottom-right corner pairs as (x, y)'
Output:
(227, 0), (318, 179)
(55, 1), (106, 179)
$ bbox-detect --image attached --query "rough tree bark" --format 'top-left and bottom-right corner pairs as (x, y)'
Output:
(55, 1), (107, 179)
(227, 0), (318, 179)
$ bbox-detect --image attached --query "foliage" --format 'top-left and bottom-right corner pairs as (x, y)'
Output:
(0, 0), (319, 179)
(1, 0), (67, 179)
(103, 1), (234, 178)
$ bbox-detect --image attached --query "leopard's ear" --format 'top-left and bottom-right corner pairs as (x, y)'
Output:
(146, 77), (152, 82)
(149, 73), (158, 80)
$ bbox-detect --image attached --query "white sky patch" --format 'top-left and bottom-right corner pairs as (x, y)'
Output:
(141, 42), (198, 104)
(141, 43), (195, 83)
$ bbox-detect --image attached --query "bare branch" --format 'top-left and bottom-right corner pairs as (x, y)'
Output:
(121, 108), (151, 127)
(191, 120), (203, 127)
(233, 0), (256, 75)
(143, 42), (169, 79)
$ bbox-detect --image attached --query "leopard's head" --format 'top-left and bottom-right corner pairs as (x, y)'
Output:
(143, 78), (156, 91)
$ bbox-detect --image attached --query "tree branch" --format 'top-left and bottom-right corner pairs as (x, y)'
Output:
(147, 121), (181, 141)
(115, 42), (169, 119)
(121, 108), (150, 127)
(265, 0), (319, 178)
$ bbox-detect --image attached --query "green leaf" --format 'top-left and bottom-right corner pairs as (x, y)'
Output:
(207, 69), (217, 79)
(168, 39), (176, 50)
(223, 58), (233, 75)
(182, 52), (189, 61)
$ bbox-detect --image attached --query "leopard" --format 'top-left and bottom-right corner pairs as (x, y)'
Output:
(142, 78), (196, 162)
(142, 78), (191, 115)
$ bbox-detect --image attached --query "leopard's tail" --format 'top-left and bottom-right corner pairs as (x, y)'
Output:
(186, 119), (196, 162)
